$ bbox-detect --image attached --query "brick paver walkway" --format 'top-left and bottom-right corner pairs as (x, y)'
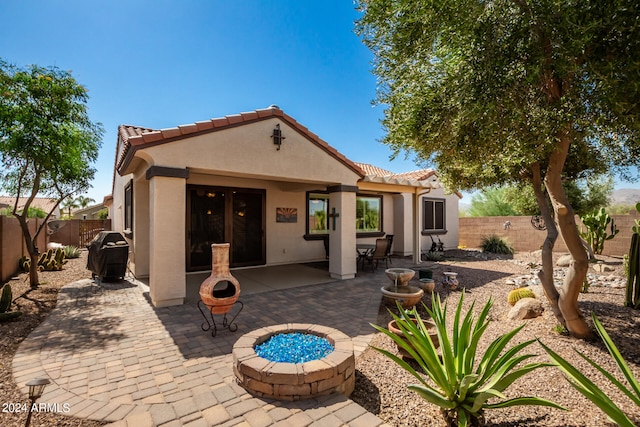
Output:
(13, 269), (393, 426)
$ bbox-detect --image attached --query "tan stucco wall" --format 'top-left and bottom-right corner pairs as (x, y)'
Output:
(417, 188), (460, 253)
(142, 118), (361, 186)
(149, 175), (186, 307)
(188, 173), (327, 265)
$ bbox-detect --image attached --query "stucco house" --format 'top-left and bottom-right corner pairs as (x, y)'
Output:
(107, 106), (460, 307)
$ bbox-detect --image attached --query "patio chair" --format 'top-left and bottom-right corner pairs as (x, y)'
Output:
(385, 234), (394, 264)
(365, 238), (391, 272)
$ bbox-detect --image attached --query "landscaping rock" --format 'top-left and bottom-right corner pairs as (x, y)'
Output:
(508, 297), (544, 320)
(593, 263), (615, 273)
(556, 255), (572, 267)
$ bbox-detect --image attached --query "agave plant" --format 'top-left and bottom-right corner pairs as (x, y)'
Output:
(371, 293), (564, 426)
(539, 313), (640, 427)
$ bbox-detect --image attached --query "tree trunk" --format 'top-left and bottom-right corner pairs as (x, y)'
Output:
(16, 215), (41, 288)
(544, 135), (592, 339)
(530, 164), (565, 327)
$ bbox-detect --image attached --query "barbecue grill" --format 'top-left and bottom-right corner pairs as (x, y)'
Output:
(86, 231), (129, 281)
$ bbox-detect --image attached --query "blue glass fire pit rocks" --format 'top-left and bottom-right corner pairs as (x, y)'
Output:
(255, 332), (334, 363)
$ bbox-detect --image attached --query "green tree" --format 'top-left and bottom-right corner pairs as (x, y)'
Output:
(75, 195), (95, 208)
(468, 187), (517, 217)
(61, 196), (80, 218)
(0, 60), (103, 288)
(357, 1), (640, 338)
(503, 175), (613, 217)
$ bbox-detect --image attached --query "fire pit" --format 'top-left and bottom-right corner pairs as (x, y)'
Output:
(197, 243), (243, 336)
(233, 323), (355, 401)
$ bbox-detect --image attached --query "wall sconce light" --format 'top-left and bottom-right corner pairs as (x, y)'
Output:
(272, 124), (285, 150)
(25, 378), (50, 427)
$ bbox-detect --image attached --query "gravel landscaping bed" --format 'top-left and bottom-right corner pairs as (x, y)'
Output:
(352, 250), (640, 426)
(0, 250), (104, 427)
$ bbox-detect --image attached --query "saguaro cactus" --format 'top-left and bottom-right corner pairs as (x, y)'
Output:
(626, 203), (640, 308)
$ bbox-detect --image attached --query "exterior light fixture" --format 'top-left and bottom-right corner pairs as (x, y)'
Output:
(272, 124), (285, 150)
(25, 378), (50, 427)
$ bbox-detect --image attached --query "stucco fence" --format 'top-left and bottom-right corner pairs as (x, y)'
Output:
(459, 210), (640, 258)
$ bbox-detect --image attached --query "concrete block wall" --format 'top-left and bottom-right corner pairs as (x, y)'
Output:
(459, 211), (640, 257)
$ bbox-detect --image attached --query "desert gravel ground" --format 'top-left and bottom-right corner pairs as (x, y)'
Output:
(1, 249), (639, 426)
(1, 250), (105, 427)
(351, 250), (640, 427)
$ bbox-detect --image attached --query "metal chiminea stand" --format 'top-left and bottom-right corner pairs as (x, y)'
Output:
(197, 243), (243, 337)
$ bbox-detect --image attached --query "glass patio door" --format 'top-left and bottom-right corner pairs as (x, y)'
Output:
(187, 186), (265, 270)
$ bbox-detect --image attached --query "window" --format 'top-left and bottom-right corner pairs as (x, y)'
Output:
(305, 192), (384, 238)
(356, 195), (382, 233)
(124, 179), (133, 236)
(307, 192), (329, 235)
(423, 198), (445, 233)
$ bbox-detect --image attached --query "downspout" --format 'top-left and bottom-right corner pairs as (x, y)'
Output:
(413, 186), (432, 264)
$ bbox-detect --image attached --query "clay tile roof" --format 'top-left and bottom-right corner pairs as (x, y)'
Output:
(115, 106), (365, 178)
(354, 163), (394, 177)
(392, 169), (437, 181)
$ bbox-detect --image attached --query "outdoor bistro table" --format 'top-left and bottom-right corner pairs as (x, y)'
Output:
(356, 243), (376, 270)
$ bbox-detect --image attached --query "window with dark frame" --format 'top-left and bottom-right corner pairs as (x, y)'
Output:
(423, 198), (446, 232)
(305, 192), (384, 238)
(356, 195), (382, 233)
(124, 179), (133, 235)
(307, 192), (330, 235)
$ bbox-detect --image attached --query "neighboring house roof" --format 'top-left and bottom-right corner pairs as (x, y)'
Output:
(0, 196), (59, 214)
(72, 203), (106, 215)
(116, 106), (365, 178)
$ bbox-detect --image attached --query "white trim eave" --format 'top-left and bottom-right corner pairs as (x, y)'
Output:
(361, 175), (441, 189)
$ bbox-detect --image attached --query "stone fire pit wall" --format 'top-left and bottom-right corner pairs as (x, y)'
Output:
(232, 323), (355, 401)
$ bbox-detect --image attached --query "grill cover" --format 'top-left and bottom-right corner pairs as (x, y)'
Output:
(86, 231), (129, 280)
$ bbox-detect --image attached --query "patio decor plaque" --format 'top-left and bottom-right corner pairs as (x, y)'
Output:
(276, 207), (297, 223)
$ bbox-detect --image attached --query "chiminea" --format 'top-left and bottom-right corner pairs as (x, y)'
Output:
(199, 243), (240, 314)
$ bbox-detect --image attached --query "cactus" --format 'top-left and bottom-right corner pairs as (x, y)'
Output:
(579, 208), (619, 255)
(0, 284), (12, 313)
(19, 248), (67, 273)
(0, 311), (22, 322)
(19, 256), (30, 272)
(507, 288), (535, 306)
(626, 203), (640, 308)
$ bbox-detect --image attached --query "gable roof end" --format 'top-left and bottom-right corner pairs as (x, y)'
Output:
(116, 106), (365, 178)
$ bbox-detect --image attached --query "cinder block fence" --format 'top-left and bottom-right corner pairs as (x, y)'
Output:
(459, 211), (640, 257)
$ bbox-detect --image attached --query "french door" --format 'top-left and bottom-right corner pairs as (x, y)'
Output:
(187, 185), (265, 270)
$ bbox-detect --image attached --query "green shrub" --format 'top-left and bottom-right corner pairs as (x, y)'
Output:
(480, 234), (514, 254)
(540, 313), (640, 427)
(371, 293), (563, 426)
(63, 245), (81, 259)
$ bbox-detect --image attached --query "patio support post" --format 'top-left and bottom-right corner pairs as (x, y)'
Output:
(147, 168), (189, 307)
(413, 189), (422, 264)
(328, 186), (357, 280)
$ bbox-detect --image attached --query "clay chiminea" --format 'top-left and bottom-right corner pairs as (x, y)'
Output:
(199, 243), (240, 314)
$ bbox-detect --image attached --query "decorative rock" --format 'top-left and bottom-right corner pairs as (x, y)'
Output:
(556, 255), (572, 267)
(592, 263), (615, 273)
(508, 298), (544, 320)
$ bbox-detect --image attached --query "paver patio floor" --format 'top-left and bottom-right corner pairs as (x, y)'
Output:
(12, 265), (395, 426)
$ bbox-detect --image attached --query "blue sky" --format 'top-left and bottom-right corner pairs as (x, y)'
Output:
(1, 0), (425, 203)
(1, 1), (637, 204)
